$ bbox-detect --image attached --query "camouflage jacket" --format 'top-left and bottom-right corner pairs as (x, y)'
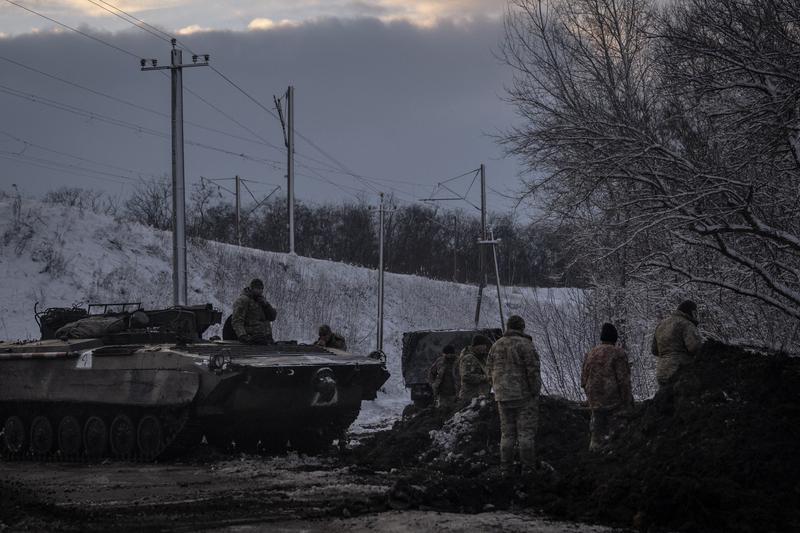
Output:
(316, 332), (347, 351)
(458, 346), (490, 399)
(428, 352), (459, 398)
(651, 310), (702, 384)
(231, 287), (277, 339)
(581, 342), (633, 410)
(486, 329), (541, 402)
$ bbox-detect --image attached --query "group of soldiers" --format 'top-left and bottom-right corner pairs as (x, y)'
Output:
(428, 300), (703, 473)
(230, 278), (346, 350)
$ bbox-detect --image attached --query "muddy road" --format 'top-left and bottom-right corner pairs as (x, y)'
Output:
(0, 451), (616, 532)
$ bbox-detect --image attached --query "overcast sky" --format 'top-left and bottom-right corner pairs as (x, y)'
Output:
(0, 0), (524, 215)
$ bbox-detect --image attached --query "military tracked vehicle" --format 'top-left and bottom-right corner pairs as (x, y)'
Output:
(401, 328), (501, 406)
(0, 303), (389, 460)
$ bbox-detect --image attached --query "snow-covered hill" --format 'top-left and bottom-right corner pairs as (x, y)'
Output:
(0, 197), (580, 428)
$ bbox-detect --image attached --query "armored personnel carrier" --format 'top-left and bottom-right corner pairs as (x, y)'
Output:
(401, 328), (501, 406)
(0, 303), (389, 460)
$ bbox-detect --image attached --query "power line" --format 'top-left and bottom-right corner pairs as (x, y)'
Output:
(93, 0), (175, 42)
(0, 130), (162, 180)
(83, 0), (171, 44)
(3, 0), (142, 59)
(0, 83), (285, 167)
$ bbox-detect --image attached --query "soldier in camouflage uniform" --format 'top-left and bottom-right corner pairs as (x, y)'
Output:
(231, 278), (277, 344)
(651, 300), (703, 387)
(581, 323), (633, 451)
(486, 315), (541, 471)
(428, 345), (459, 409)
(315, 324), (347, 351)
(458, 335), (492, 401)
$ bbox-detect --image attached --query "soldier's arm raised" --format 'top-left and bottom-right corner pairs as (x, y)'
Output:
(231, 298), (248, 338)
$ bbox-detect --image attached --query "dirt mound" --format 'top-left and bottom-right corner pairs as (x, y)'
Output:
(356, 341), (800, 532)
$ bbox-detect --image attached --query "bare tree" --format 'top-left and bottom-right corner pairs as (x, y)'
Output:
(124, 177), (171, 230)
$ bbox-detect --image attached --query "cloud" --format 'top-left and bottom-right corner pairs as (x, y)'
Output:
(177, 24), (212, 35)
(246, 18), (297, 31)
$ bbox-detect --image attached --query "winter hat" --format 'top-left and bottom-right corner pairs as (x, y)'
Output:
(677, 300), (697, 314)
(472, 334), (492, 347)
(249, 278), (264, 290)
(507, 315), (526, 331)
(443, 345), (456, 354)
(600, 323), (618, 343)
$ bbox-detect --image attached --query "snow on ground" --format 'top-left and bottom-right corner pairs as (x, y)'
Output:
(0, 197), (580, 429)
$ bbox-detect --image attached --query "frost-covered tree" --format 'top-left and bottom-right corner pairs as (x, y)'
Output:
(501, 0), (800, 347)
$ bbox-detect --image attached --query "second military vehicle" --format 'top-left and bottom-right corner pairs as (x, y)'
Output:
(0, 303), (389, 460)
(401, 328), (501, 406)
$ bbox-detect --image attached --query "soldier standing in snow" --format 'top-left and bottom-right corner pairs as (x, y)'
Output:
(651, 300), (703, 388)
(458, 335), (493, 401)
(315, 324), (347, 351)
(581, 323), (633, 451)
(231, 278), (277, 344)
(428, 345), (459, 408)
(486, 315), (541, 473)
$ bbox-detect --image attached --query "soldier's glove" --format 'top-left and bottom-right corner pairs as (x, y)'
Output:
(238, 334), (253, 344)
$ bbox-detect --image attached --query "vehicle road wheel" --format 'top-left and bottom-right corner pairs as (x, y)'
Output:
(30, 416), (54, 456)
(57, 415), (82, 457)
(84, 416), (108, 458)
(204, 432), (233, 452)
(3, 416), (27, 456)
(137, 415), (163, 459)
(110, 414), (136, 458)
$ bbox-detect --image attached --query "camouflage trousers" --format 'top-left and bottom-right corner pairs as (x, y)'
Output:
(497, 396), (539, 466)
(589, 407), (626, 451)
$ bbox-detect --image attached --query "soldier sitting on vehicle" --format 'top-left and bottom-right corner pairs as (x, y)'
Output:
(651, 300), (703, 388)
(315, 324), (347, 351)
(428, 345), (459, 409)
(581, 323), (633, 451)
(458, 335), (493, 401)
(231, 278), (277, 345)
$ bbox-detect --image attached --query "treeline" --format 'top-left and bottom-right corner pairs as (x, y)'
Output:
(42, 183), (586, 287)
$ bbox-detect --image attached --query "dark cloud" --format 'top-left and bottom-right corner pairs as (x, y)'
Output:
(0, 17), (522, 213)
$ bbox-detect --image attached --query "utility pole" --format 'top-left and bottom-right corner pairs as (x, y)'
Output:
(275, 86), (295, 254)
(235, 175), (241, 246)
(479, 229), (505, 331)
(142, 40), (209, 306)
(474, 163), (487, 328)
(372, 193), (395, 352)
(377, 193), (386, 352)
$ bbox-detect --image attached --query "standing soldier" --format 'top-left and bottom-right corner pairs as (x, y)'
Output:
(427, 345), (459, 409)
(581, 323), (633, 451)
(315, 324), (347, 350)
(231, 278), (277, 344)
(487, 315), (541, 473)
(651, 300), (703, 388)
(458, 335), (493, 401)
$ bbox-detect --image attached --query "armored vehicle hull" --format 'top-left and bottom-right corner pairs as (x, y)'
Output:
(0, 305), (389, 460)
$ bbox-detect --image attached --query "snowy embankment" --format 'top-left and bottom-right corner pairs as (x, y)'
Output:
(0, 197), (579, 429)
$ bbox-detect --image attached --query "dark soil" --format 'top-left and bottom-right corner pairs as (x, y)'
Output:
(354, 341), (800, 532)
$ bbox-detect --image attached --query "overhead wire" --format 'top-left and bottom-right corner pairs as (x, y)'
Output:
(0, 83), (286, 168)
(8, 0), (500, 218)
(3, 0), (142, 59)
